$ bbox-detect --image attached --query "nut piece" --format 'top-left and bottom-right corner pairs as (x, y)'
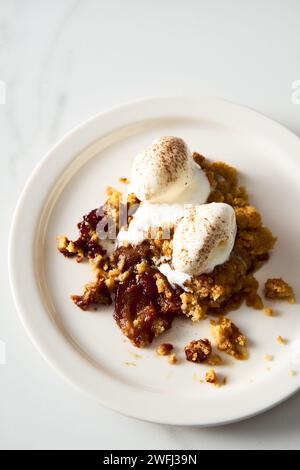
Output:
(156, 343), (174, 356)
(184, 339), (212, 363)
(205, 369), (219, 385)
(211, 316), (248, 360)
(264, 278), (295, 304)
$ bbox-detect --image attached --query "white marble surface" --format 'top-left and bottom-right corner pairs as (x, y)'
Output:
(1, 0), (300, 450)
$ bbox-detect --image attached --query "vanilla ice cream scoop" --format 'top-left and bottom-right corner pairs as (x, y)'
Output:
(131, 136), (210, 204)
(172, 203), (237, 276)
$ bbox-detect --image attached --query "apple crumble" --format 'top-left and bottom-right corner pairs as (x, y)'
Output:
(57, 136), (295, 365)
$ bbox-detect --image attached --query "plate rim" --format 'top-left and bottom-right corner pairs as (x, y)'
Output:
(8, 95), (300, 426)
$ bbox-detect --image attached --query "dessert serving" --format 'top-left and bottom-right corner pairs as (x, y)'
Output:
(57, 136), (295, 364)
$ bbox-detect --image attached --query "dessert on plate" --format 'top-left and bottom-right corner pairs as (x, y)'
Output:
(58, 136), (295, 360)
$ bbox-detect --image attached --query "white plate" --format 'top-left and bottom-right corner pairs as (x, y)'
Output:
(9, 97), (300, 426)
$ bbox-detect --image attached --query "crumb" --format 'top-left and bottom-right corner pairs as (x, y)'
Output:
(266, 367), (272, 372)
(184, 339), (212, 363)
(277, 335), (287, 345)
(211, 317), (248, 360)
(264, 307), (274, 316)
(180, 292), (207, 321)
(119, 177), (130, 184)
(264, 354), (274, 362)
(205, 369), (220, 386)
(290, 370), (298, 376)
(156, 343), (174, 356)
(264, 278), (295, 303)
(184, 338), (223, 365)
(124, 361), (136, 366)
(168, 353), (177, 365)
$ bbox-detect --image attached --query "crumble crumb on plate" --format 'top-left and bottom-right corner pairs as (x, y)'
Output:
(156, 343), (174, 356)
(210, 316), (248, 360)
(168, 353), (177, 365)
(277, 336), (287, 345)
(205, 369), (225, 386)
(264, 278), (295, 304)
(184, 338), (223, 365)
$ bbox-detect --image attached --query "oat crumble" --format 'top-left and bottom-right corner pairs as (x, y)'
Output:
(205, 369), (220, 386)
(57, 146), (295, 371)
(265, 278), (295, 304)
(211, 317), (248, 360)
(184, 339), (212, 363)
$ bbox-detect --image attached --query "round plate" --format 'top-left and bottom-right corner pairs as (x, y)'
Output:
(9, 97), (300, 426)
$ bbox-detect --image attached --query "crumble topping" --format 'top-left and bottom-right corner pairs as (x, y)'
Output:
(156, 343), (174, 356)
(57, 146), (295, 366)
(264, 278), (296, 304)
(205, 369), (219, 386)
(184, 339), (212, 363)
(210, 317), (248, 360)
(168, 353), (177, 365)
(180, 292), (207, 321)
(184, 339), (223, 365)
(71, 277), (112, 310)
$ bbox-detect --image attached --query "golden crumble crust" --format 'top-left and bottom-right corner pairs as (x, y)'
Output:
(264, 278), (295, 303)
(211, 316), (248, 360)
